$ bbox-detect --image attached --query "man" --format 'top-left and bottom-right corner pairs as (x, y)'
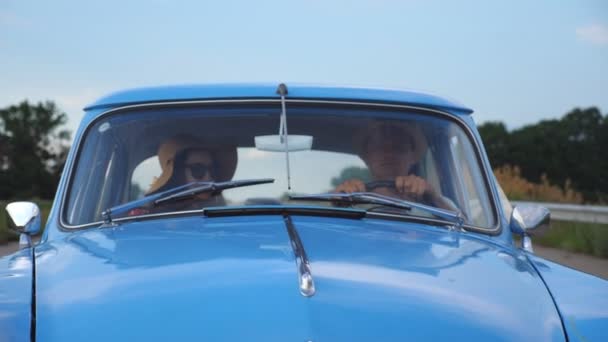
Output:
(335, 121), (453, 210)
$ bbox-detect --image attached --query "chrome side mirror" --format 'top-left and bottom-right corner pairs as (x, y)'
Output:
(510, 204), (550, 253)
(5, 202), (41, 249)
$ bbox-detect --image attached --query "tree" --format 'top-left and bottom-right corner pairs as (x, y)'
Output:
(477, 122), (510, 169)
(478, 107), (607, 203)
(0, 100), (71, 199)
(331, 166), (372, 188)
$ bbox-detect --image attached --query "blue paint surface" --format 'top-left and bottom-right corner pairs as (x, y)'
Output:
(528, 254), (608, 341)
(33, 216), (566, 341)
(0, 247), (33, 342)
(84, 83), (473, 114)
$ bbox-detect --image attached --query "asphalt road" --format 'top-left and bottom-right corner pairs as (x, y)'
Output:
(0, 241), (606, 280)
(533, 245), (608, 280)
(0, 241), (21, 257)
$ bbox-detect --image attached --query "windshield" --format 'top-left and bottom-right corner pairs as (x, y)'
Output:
(64, 102), (496, 228)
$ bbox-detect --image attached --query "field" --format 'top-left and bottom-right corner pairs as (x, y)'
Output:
(536, 220), (608, 258)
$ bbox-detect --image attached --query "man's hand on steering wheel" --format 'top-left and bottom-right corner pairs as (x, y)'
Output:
(335, 179), (367, 193)
(337, 176), (437, 200)
(394, 175), (437, 201)
(335, 177), (454, 211)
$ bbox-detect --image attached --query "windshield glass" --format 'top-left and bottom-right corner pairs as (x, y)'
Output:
(64, 102), (496, 228)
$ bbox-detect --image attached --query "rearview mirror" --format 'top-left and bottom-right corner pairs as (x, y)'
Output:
(510, 204), (550, 252)
(5, 202), (41, 248)
(510, 204), (550, 236)
(254, 135), (313, 152)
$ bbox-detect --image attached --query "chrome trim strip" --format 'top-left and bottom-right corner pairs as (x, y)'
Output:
(63, 206), (469, 231)
(283, 215), (316, 297)
(59, 98), (500, 235)
(65, 209), (208, 230)
(367, 211), (462, 227)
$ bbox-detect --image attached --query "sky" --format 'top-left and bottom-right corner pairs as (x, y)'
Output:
(1, 0), (607, 136)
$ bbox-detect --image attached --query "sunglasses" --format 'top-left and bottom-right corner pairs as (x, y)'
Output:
(185, 163), (214, 179)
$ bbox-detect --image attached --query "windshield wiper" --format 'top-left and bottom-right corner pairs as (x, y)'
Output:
(154, 179), (275, 205)
(290, 192), (465, 229)
(290, 192), (412, 211)
(102, 178), (274, 224)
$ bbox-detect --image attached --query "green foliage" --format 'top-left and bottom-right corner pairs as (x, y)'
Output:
(130, 183), (145, 200)
(330, 166), (372, 188)
(0, 200), (53, 244)
(0, 101), (71, 199)
(479, 107), (608, 203)
(535, 220), (608, 258)
(478, 121), (510, 168)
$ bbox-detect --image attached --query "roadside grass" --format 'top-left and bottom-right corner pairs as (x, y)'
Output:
(495, 166), (608, 257)
(535, 220), (608, 258)
(0, 200), (53, 244)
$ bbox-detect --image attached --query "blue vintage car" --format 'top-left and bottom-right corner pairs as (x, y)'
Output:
(2, 84), (607, 341)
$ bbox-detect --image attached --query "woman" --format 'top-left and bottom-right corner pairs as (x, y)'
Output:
(130, 135), (237, 214)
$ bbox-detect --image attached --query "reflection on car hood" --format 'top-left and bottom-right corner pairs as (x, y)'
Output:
(35, 215), (564, 341)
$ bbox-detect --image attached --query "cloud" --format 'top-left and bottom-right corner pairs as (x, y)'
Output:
(576, 24), (608, 46)
(55, 89), (100, 111)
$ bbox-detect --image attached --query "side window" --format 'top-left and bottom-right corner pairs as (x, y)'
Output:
(130, 156), (161, 200)
(496, 180), (513, 220)
(419, 149), (441, 196)
(66, 127), (116, 224)
(449, 133), (493, 227)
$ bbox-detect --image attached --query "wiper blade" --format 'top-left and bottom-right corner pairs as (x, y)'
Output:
(154, 178), (274, 205)
(290, 192), (412, 211)
(290, 192), (465, 229)
(102, 178), (274, 224)
(204, 205), (366, 219)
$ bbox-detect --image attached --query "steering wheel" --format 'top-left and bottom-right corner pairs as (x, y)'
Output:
(365, 180), (396, 191)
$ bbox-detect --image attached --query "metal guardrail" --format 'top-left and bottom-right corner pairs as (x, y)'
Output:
(512, 201), (608, 224)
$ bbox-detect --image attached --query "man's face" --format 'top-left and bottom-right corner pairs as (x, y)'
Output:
(363, 125), (416, 178)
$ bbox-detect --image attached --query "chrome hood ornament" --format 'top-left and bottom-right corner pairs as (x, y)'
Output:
(283, 215), (316, 297)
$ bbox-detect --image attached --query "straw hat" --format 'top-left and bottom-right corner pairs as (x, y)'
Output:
(146, 135), (237, 195)
(357, 121), (428, 165)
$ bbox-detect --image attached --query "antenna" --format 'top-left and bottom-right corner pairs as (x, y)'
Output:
(276, 83), (292, 190)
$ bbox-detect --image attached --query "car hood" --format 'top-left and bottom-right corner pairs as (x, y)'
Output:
(35, 215), (564, 341)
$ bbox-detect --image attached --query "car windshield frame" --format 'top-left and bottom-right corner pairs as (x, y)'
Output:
(59, 99), (501, 235)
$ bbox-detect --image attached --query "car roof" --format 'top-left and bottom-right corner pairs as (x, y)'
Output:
(84, 83), (474, 114)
